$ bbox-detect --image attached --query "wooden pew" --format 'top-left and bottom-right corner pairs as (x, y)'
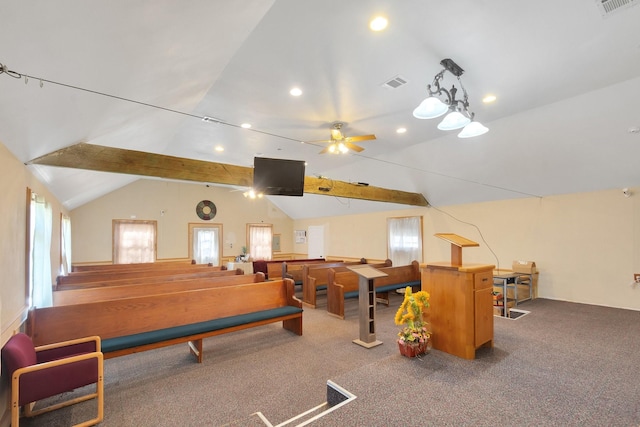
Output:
(326, 261), (421, 319)
(282, 259), (342, 285)
(28, 278), (302, 363)
(71, 259), (196, 273)
(265, 258), (326, 280)
(302, 259), (392, 308)
(53, 272), (267, 306)
(55, 268), (243, 292)
(56, 265), (235, 289)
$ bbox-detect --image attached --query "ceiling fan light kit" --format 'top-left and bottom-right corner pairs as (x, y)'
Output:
(315, 123), (376, 154)
(414, 58), (489, 138)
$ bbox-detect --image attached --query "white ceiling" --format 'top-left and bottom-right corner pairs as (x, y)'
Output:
(1, 0), (639, 218)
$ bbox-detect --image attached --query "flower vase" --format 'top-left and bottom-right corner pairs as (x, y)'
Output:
(398, 340), (429, 358)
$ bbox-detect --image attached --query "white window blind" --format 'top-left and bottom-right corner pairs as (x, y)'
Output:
(248, 224), (272, 261)
(192, 226), (220, 265)
(387, 216), (423, 266)
(113, 220), (157, 264)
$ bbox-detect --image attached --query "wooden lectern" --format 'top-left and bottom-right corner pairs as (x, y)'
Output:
(433, 233), (479, 266)
(347, 265), (388, 349)
(422, 233), (494, 359)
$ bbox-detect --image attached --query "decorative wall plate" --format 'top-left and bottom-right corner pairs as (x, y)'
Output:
(196, 200), (216, 220)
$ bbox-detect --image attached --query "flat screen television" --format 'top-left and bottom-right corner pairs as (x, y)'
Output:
(253, 157), (306, 196)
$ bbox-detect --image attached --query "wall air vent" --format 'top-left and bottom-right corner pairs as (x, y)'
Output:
(381, 75), (408, 89)
(596, 0), (639, 17)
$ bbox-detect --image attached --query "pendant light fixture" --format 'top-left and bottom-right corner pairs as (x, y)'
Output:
(413, 58), (488, 138)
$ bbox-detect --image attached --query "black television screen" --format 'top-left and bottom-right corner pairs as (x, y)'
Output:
(253, 157), (306, 196)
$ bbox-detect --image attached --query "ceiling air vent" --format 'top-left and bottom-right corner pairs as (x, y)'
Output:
(381, 75), (408, 89)
(596, 0), (639, 17)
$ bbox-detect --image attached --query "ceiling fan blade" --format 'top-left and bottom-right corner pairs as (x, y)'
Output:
(345, 134), (376, 143)
(319, 145), (332, 154)
(346, 142), (364, 152)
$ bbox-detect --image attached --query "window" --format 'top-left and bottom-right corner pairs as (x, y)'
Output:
(188, 223), (222, 265)
(60, 214), (72, 275)
(247, 224), (273, 261)
(112, 220), (157, 264)
(387, 216), (423, 266)
(28, 189), (53, 307)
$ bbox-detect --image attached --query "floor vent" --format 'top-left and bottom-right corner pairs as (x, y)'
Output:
(381, 75), (408, 89)
(222, 380), (356, 427)
(596, 0), (639, 17)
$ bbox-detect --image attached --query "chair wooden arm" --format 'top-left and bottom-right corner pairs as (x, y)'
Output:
(14, 350), (103, 378)
(12, 351), (104, 426)
(35, 335), (101, 353)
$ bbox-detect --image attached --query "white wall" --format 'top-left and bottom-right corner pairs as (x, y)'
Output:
(70, 179), (295, 263)
(0, 142), (67, 427)
(293, 189), (640, 311)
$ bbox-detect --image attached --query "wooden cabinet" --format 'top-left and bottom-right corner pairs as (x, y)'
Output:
(422, 263), (494, 359)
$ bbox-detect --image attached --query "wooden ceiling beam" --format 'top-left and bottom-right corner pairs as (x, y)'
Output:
(28, 143), (429, 207)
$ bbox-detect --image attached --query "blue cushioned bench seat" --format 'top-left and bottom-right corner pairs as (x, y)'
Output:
(103, 306), (303, 353)
(376, 280), (421, 293)
(343, 281), (420, 300)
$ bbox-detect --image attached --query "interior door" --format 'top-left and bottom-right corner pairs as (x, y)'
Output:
(307, 225), (325, 259)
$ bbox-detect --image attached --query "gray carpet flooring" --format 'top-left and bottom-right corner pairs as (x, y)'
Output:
(19, 293), (640, 426)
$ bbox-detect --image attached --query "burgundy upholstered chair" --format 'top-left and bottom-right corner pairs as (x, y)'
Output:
(1, 333), (104, 426)
(253, 260), (268, 279)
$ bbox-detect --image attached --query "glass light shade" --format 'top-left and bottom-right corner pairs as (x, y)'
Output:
(437, 111), (471, 131)
(412, 96), (448, 119)
(458, 121), (489, 138)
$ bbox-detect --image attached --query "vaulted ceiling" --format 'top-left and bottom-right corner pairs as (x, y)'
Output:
(1, 1), (639, 218)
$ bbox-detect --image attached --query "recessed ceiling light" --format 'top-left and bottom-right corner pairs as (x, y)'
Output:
(370, 16), (388, 31)
(396, 127), (407, 134)
(482, 94), (497, 103)
(241, 123), (252, 129)
(214, 146), (224, 152)
(290, 87), (302, 96)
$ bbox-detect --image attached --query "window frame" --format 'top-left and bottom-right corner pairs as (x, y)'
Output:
(387, 215), (424, 265)
(188, 222), (223, 266)
(246, 223), (273, 261)
(112, 219), (158, 264)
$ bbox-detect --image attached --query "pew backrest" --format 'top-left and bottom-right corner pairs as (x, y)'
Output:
(327, 261), (420, 318)
(28, 278), (299, 347)
(56, 266), (239, 289)
(71, 260), (196, 273)
(302, 259), (391, 307)
(53, 272), (266, 306)
(264, 258), (325, 280)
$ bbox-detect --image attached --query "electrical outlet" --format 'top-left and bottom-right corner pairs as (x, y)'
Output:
(635, 274), (640, 283)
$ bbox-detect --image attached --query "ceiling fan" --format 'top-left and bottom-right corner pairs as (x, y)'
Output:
(311, 123), (376, 154)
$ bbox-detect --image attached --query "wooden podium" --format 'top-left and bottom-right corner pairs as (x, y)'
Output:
(348, 265), (388, 349)
(422, 234), (494, 359)
(433, 233), (479, 266)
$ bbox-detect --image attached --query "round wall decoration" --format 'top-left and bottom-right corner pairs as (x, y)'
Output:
(196, 200), (217, 220)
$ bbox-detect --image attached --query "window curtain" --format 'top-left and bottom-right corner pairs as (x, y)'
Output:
(113, 221), (156, 264)
(387, 216), (422, 266)
(249, 225), (272, 261)
(193, 227), (219, 265)
(60, 214), (72, 275)
(30, 195), (53, 308)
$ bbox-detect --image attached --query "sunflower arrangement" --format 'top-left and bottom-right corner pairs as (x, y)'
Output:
(394, 286), (431, 345)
